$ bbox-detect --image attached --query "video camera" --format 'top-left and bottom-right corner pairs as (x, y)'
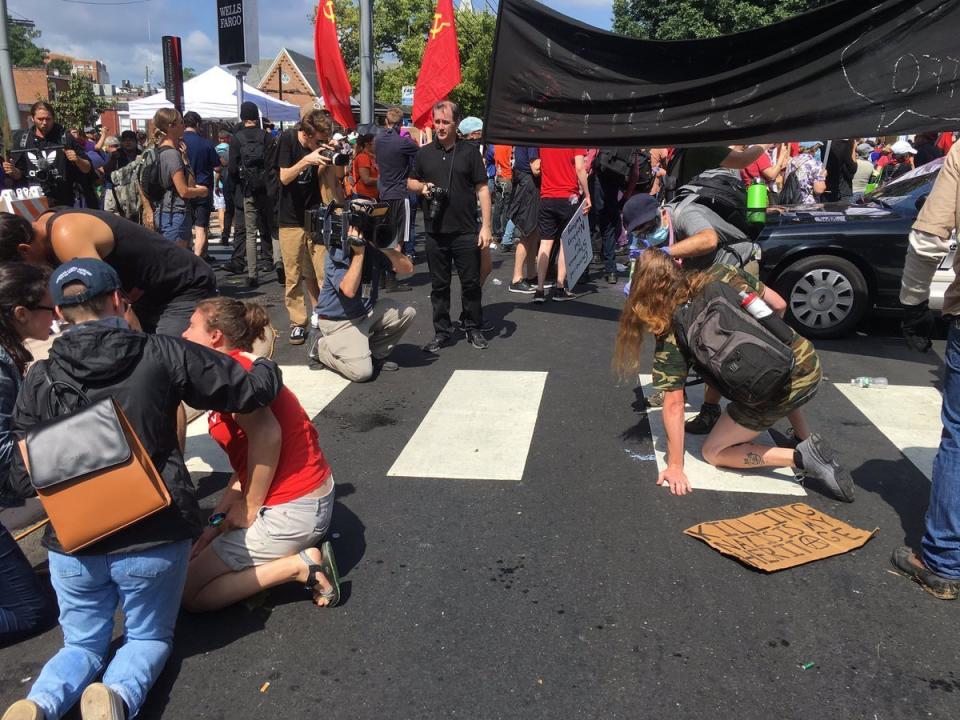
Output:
(320, 147), (352, 167)
(9, 144), (65, 197)
(305, 199), (393, 253)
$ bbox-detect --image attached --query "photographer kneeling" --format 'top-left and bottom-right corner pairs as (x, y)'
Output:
(309, 202), (416, 381)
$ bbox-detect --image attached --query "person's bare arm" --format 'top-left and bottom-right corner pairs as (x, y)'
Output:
(319, 165), (345, 204)
(477, 183), (492, 248)
(382, 247), (414, 275)
(338, 245), (366, 298)
(658, 389), (691, 495)
(574, 154), (592, 213)
(224, 407), (282, 530)
(65, 148), (92, 175)
(530, 158), (541, 177)
(171, 169), (208, 199)
(722, 145), (770, 170)
(667, 228), (719, 259)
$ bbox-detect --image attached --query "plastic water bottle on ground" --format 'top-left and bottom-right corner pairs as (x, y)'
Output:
(850, 377), (888, 388)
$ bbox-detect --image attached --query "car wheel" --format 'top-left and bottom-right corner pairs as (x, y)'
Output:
(774, 255), (869, 339)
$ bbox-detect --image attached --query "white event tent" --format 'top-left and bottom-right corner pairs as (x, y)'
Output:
(127, 66), (301, 121)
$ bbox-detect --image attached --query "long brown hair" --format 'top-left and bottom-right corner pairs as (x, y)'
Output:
(0, 263), (50, 374)
(612, 249), (711, 379)
(196, 298), (270, 352)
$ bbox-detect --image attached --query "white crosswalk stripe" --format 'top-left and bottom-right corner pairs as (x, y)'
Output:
(184, 365), (351, 474)
(833, 381), (942, 481)
(387, 369), (548, 481)
(639, 374), (807, 496)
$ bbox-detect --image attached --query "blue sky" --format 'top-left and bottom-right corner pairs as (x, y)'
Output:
(9, 0), (612, 88)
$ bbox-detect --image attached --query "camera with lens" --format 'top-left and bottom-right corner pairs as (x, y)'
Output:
(305, 199), (393, 252)
(425, 185), (449, 222)
(10, 145), (64, 197)
(320, 147), (353, 167)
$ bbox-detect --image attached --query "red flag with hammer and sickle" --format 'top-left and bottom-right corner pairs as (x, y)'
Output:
(314, 0), (356, 129)
(411, 0), (461, 129)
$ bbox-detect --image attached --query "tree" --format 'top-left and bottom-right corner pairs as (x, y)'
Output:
(8, 19), (48, 67)
(46, 58), (73, 76)
(313, 0), (497, 118)
(183, 66), (197, 80)
(612, 0), (831, 39)
(49, 74), (110, 131)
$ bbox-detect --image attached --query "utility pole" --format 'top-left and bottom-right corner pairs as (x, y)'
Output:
(0, 0), (22, 131)
(359, 0), (373, 128)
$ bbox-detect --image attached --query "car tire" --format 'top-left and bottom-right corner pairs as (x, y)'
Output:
(773, 255), (869, 339)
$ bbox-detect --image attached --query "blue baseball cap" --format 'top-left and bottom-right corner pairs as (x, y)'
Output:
(621, 194), (661, 233)
(50, 258), (121, 307)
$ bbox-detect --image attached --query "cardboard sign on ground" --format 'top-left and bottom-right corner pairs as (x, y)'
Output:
(685, 503), (877, 572)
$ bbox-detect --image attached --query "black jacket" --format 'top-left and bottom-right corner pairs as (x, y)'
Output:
(4, 321), (283, 555)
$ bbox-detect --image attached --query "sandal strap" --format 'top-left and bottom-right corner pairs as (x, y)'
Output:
(298, 550), (324, 590)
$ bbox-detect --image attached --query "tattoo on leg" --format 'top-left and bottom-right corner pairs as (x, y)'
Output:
(744, 451), (763, 466)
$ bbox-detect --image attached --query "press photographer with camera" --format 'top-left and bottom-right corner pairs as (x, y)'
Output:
(408, 100), (492, 353)
(277, 110), (350, 346)
(3, 101), (92, 208)
(307, 199), (416, 381)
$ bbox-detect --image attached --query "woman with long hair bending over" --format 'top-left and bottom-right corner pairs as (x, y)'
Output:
(180, 298), (340, 611)
(613, 249), (854, 502)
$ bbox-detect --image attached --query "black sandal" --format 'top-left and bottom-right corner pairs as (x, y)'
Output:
(299, 546), (340, 607)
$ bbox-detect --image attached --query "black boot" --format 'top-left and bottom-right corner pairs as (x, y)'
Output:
(685, 402), (721, 435)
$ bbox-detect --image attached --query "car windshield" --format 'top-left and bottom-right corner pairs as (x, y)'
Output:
(861, 158), (943, 212)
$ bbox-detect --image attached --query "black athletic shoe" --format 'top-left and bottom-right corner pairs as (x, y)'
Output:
(685, 403), (721, 435)
(241, 276), (258, 289)
(796, 433), (855, 502)
(552, 287), (576, 302)
(606, 272), (618, 285)
(467, 329), (488, 349)
(422, 335), (450, 354)
(532, 290), (546, 304)
(890, 546), (960, 600)
(499, 243), (515, 254)
(220, 261), (246, 275)
(509, 280), (535, 294)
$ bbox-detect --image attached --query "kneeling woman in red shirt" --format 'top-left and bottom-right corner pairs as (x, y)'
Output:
(180, 298), (339, 611)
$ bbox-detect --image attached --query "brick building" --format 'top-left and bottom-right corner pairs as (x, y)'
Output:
(46, 53), (110, 84)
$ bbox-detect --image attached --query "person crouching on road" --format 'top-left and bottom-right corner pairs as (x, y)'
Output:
(310, 225), (416, 381)
(1, 258), (283, 720)
(612, 249), (854, 502)
(180, 298), (340, 611)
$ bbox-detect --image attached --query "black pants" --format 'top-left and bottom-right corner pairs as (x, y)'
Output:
(425, 231), (481, 336)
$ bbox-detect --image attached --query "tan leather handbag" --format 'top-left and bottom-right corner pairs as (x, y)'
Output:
(19, 380), (171, 553)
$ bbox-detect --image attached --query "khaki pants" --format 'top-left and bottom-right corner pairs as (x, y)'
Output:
(314, 299), (416, 382)
(278, 226), (327, 327)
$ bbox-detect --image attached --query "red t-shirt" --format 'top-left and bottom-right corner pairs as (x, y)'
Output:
(352, 151), (379, 199)
(208, 350), (331, 506)
(539, 147), (585, 199)
(740, 153), (773, 184)
(493, 145), (513, 181)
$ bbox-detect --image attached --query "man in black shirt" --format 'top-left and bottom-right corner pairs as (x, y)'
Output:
(276, 109), (345, 345)
(408, 101), (492, 352)
(3, 101), (92, 207)
(825, 139), (858, 202)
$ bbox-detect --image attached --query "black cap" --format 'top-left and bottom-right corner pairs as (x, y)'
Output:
(621, 194), (661, 233)
(50, 258), (121, 307)
(240, 101), (260, 122)
(120, 130), (137, 141)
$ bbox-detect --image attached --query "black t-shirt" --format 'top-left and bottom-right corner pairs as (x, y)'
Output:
(277, 128), (321, 228)
(410, 138), (487, 235)
(45, 208), (217, 315)
(11, 124), (87, 207)
(826, 140), (857, 201)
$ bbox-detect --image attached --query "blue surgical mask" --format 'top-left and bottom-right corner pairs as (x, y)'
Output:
(646, 225), (669, 247)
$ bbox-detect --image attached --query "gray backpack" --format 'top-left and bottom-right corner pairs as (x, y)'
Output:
(673, 281), (794, 405)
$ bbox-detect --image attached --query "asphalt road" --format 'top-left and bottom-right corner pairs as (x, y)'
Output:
(2, 238), (958, 719)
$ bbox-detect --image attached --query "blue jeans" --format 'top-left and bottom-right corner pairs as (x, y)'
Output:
(29, 540), (190, 719)
(157, 210), (193, 244)
(923, 320), (960, 579)
(0, 522), (54, 644)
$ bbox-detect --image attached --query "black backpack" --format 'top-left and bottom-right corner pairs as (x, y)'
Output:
(673, 281), (795, 405)
(238, 131), (271, 193)
(778, 170), (804, 205)
(262, 131), (284, 203)
(674, 169), (751, 235)
(595, 147), (641, 191)
(633, 150), (654, 194)
(137, 146), (175, 206)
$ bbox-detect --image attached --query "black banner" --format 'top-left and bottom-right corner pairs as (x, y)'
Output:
(217, 0), (246, 66)
(483, 0), (960, 147)
(162, 36), (184, 112)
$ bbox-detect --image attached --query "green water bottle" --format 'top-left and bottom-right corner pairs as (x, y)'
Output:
(746, 178), (768, 224)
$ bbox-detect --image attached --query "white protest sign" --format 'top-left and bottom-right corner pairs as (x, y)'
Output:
(560, 199), (590, 290)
